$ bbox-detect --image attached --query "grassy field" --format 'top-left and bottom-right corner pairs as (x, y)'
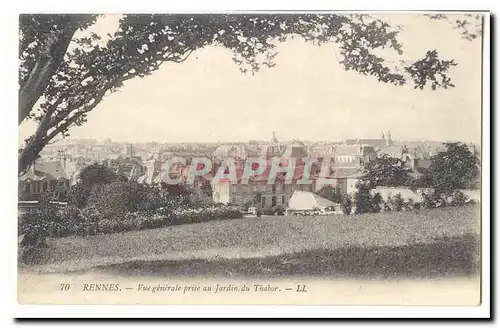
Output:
(22, 205), (481, 278)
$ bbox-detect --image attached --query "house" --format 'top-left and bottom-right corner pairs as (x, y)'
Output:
(331, 144), (377, 166)
(331, 167), (362, 195)
(314, 166), (361, 195)
(211, 161), (316, 208)
(287, 190), (336, 213)
(19, 161), (70, 201)
(282, 143), (308, 158)
(379, 146), (404, 159)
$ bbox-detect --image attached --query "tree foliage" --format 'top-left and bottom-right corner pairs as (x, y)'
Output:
(425, 142), (480, 195)
(68, 163), (126, 208)
(19, 13), (478, 174)
(87, 181), (144, 220)
(354, 182), (373, 214)
(391, 193), (404, 212)
(341, 194), (352, 215)
(360, 154), (412, 188)
(316, 185), (342, 203)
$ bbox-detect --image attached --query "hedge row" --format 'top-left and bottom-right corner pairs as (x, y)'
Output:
(19, 204), (244, 241)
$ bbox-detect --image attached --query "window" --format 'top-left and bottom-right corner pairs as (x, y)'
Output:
(261, 196), (266, 206)
(282, 196), (286, 205)
(272, 185), (276, 193)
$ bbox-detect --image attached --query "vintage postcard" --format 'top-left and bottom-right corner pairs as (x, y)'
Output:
(15, 10), (489, 317)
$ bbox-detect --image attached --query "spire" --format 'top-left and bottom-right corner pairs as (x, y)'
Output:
(271, 131), (278, 143)
(380, 131), (385, 140)
(386, 131), (392, 146)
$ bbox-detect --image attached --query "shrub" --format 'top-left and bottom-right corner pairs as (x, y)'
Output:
(404, 199), (415, 211)
(174, 205), (243, 225)
(87, 182), (144, 221)
(355, 184), (373, 214)
(371, 193), (383, 213)
(316, 185), (342, 203)
(67, 182), (92, 208)
(450, 190), (469, 206)
(18, 205), (58, 263)
(271, 205), (285, 216)
(341, 195), (352, 215)
(80, 206), (101, 236)
(422, 191), (443, 209)
(54, 205), (84, 237)
(97, 219), (120, 234)
(132, 213), (165, 230)
(67, 164), (126, 208)
(383, 196), (392, 212)
(256, 207), (274, 216)
(391, 193), (404, 212)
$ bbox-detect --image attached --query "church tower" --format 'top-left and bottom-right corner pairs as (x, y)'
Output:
(267, 131), (282, 157)
(271, 131), (278, 143)
(386, 131), (392, 146)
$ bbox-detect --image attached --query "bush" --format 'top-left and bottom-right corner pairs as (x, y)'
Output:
(449, 190), (469, 206)
(29, 183), (246, 237)
(87, 182), (144, 221)
(371, 193), (383, 213)
(80, 206), (101, 236)
(97, 219), (121, 234)
(383, 196), (392, 212)
(355, 184), (373, 214)
(422, 191), (443, 209)
(391, 193), (404, 212)
(341, 195), (352, 215)
(404, 199), (415, 211)
(174, 205), (243, 225)
(132, 213), (166, 230)
(271, 205), (285, 216)
(67, 164), (127, 208)
(54, 205), (84, 237)
(67, 182), (92, 208)
(316, 185), (342, 203)
(18, 205), (59, 263)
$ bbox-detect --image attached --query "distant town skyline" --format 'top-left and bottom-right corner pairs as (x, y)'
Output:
(19, 14), (483, 146)
(42, 133), (479, 146)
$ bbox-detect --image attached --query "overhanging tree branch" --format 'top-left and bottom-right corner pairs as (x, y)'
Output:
(18, 27), (78, 124)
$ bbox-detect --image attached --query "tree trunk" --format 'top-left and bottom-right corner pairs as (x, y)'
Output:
(18, 27), (77, 125)
(18, 141), (44, 176)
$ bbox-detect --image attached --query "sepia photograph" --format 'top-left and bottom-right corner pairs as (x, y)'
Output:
(12, 7), (490, 317)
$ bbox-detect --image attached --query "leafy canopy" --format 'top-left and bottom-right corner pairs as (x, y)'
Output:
(426, 142), (480, 194)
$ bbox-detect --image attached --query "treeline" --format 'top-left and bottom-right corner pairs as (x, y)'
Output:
(316, 142), (479, 215)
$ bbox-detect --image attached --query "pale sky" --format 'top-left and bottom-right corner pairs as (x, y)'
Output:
(19, 13), (483, 144)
